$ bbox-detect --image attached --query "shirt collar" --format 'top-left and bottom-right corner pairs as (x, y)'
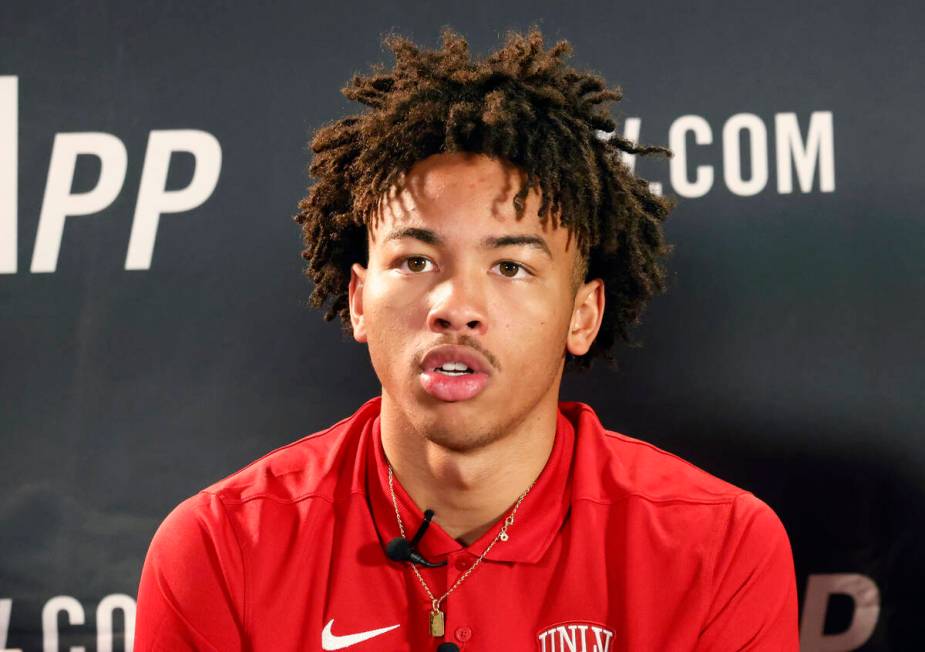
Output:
(364, 398), (575, 565)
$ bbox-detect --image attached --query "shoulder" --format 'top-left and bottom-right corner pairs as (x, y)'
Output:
(201, 397), (380, 507)
(562, 401), (796, 611)
(563, 400), (792, 558)
(562, 401), (747, 507)
(143, 398), (381, 569)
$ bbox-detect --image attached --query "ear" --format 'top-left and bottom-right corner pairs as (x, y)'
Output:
(566, 278), (605, 357)
(348, 263), (368, 343)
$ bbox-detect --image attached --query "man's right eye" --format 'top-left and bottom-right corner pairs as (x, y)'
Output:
(398, 256), (434, 273)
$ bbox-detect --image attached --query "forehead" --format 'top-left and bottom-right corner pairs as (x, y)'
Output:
(368, 152), (574, 250)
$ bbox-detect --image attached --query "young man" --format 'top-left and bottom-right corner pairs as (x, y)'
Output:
(135, 28), (798, 651)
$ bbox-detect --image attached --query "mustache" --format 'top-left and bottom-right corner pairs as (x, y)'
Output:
(415, 334), (502, 373)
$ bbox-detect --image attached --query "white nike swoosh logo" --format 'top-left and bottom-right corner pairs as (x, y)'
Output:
(321, 619), (400, 650)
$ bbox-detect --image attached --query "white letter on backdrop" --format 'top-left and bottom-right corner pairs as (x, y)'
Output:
(776, 111), (835, 193)
(41, 596), (85, 652)
(0, 77), (16, 274)
(668, 115), (713, 198)
(800, 573), (880, 651)
(96, 594), (135, 652)
(0, 597), (23, 651)
(30, 133), (127, 273)
(125, 129), (222, 270)
(722, 113), (768, 196)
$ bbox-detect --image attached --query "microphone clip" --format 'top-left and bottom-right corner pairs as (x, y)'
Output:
(385, 508), (447, 568)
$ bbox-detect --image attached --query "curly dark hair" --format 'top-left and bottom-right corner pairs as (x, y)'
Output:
(294, 26), (675, 370)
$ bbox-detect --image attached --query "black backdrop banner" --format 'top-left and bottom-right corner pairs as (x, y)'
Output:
(2, 1), (923, 650)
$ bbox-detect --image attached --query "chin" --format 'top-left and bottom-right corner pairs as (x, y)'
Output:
(407, 401), (502, 452)
(423, 425), (505, 454)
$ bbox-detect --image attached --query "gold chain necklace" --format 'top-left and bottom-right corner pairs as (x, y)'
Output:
(387, 464), (536, 637)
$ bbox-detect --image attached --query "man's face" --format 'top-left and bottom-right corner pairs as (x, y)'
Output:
(348, 152), (603, 452)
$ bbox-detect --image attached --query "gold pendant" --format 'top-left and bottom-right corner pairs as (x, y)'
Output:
(430, 608), (445, 637)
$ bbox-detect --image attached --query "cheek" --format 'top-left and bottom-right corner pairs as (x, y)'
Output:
(363, 274), (429, 339)
(362, 278), (418, 385)
(491, 285), (572, 366)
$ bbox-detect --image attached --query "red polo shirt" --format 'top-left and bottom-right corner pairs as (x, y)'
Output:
(134, 397), (798, 651)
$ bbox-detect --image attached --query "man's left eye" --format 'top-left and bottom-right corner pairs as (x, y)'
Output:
(398, 256), (434, 273)
(493, 261), (530, 279)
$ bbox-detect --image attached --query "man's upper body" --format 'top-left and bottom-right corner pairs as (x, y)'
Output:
(135, 29), (799, 651)
(134, 396), (798, 651)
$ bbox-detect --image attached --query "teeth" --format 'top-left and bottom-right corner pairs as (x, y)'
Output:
(434, 361), (473, 375)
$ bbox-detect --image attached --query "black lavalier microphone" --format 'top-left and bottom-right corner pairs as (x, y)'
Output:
(385, 508), (447, 568)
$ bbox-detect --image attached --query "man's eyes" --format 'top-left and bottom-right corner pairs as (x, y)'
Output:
(395, 257), (532, 279)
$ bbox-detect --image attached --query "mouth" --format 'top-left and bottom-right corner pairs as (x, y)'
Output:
(418, 345), (492, 402)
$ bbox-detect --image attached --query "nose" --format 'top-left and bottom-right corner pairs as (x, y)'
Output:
(427, 274), (487, 336)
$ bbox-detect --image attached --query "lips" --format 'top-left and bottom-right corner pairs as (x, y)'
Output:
(418, 345), (492, 402)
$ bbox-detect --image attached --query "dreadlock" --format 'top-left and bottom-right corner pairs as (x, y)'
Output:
(294, 26), (675, 370)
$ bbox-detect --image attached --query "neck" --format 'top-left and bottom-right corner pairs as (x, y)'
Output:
(379, 394), (559, 546)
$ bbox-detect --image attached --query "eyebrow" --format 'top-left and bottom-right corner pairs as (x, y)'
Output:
(482, 234), (552, 258)
(383, 227), (441, 245)
(384, 227), (552, 258)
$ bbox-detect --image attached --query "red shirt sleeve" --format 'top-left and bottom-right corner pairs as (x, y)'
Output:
(134, 491), (247, 652)
(696, 492), (799, 651)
